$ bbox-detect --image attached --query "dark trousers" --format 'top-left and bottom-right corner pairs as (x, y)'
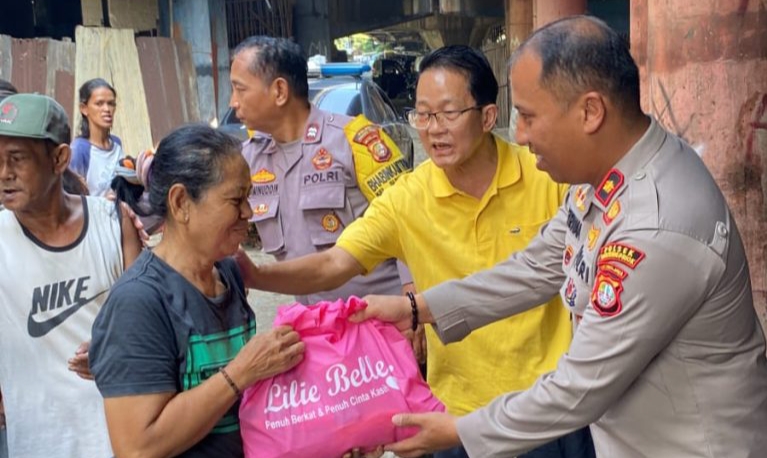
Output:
(434, 426), (595, 458)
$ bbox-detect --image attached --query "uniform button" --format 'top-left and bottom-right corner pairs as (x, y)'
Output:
(634, 171), (646, 180)
(717, 224), (728, 237)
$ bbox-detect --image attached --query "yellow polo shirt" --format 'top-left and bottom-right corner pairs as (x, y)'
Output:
(336, 136), (571, 415)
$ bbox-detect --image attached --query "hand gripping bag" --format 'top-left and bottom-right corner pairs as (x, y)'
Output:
(239, 297), (444, 458)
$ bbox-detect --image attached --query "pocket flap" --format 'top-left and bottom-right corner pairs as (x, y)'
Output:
(249, 195), (280, 222)
(298, 185), (346, 210)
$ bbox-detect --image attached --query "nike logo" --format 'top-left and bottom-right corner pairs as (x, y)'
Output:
(27, 276), (109, 337)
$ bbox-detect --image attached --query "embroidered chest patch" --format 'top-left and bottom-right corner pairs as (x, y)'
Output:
(251, 168), (276, 184)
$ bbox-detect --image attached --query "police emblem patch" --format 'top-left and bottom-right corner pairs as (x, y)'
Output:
(370, 140), (391, 162)
(591, 272), (624, 317)
(253, 203), (269, 215)
(305, 123), (319, 141)
(251, 168), (276, 184)
(321, 213), (341, 232)
(595, 169), (624, 206)
(603, 200), (621, 225)
(312, 148), (333, 170)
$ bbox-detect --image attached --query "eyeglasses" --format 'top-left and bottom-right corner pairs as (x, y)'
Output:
(406, 106), (484, 130)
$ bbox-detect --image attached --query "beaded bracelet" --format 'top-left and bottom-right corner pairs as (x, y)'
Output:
(406, 292), (419, 331)
(219, 367), (242, 398)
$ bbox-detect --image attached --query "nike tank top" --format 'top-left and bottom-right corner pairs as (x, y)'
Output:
(0, 196), (123, 458)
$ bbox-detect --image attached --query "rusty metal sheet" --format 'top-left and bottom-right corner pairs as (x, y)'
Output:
(0, 35), (12, 81)
(137, 36), (184, 144)
(54, 70), (75, 127)
(11, 38), (48, 95)
(174, 38), (200, 123)
(47, 39), (76, 123)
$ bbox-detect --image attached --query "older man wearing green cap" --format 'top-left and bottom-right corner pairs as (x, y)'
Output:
(0, 93), (141, 457)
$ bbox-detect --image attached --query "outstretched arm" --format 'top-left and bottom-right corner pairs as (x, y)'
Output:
(235, 246), (366, 295)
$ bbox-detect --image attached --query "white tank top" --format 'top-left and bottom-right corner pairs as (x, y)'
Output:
(0, 196), (123, 458)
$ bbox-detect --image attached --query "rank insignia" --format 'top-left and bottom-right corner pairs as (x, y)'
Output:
(591, 272), (624, 317)
(598, 243), (645, 269)
(321, 213), (341, 232)
(603, 200), (621, 225)
(574, 186), (587, 212)
(564, 278), (577, 308)
(253, 203), (269, 215)
(587, 226), (600, 251)
(305, 123), (319, 141)
(251, 168), (276, 184)
(595, 169), (624, 206)
(312, 148), (333, 170)
(563, 245), (574, 266)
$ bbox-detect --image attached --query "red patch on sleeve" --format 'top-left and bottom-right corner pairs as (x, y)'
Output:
(591, 271), (624, 317)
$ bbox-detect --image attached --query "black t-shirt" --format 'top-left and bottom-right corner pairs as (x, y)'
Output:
(90, 250), (256, 458)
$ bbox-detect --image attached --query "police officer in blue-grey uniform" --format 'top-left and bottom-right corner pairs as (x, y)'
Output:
(230, 36), (411, 305)
(353, 16), (767, 458)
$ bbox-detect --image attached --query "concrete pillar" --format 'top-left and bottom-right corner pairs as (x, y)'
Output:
(534, 0), (586, 29)
(209, 0), (230, 120)
(506, 0), (533, 49)
(294, 0), (332, 58)
(172, 0), (216, 123)
(633, 1), (767, 325)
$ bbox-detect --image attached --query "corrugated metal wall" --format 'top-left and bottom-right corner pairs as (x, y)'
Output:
(0, 30), (199, 154)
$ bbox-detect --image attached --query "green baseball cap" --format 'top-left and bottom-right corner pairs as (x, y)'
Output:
(0, 93), (70, 144)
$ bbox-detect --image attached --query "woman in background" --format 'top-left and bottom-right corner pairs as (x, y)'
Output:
(70, 78), (124, 196)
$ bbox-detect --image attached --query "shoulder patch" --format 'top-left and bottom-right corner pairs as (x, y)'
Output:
(353, 124), (391, 162)
(595, 169), (624, 206)
(598, 243), (645, 269)
(345, 115), (407, 202)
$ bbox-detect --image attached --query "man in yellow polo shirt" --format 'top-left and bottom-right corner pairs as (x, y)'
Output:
(239, 46), (594, 458)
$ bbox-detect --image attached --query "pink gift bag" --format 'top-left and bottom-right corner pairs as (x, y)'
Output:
(239, 296), (444, 458)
